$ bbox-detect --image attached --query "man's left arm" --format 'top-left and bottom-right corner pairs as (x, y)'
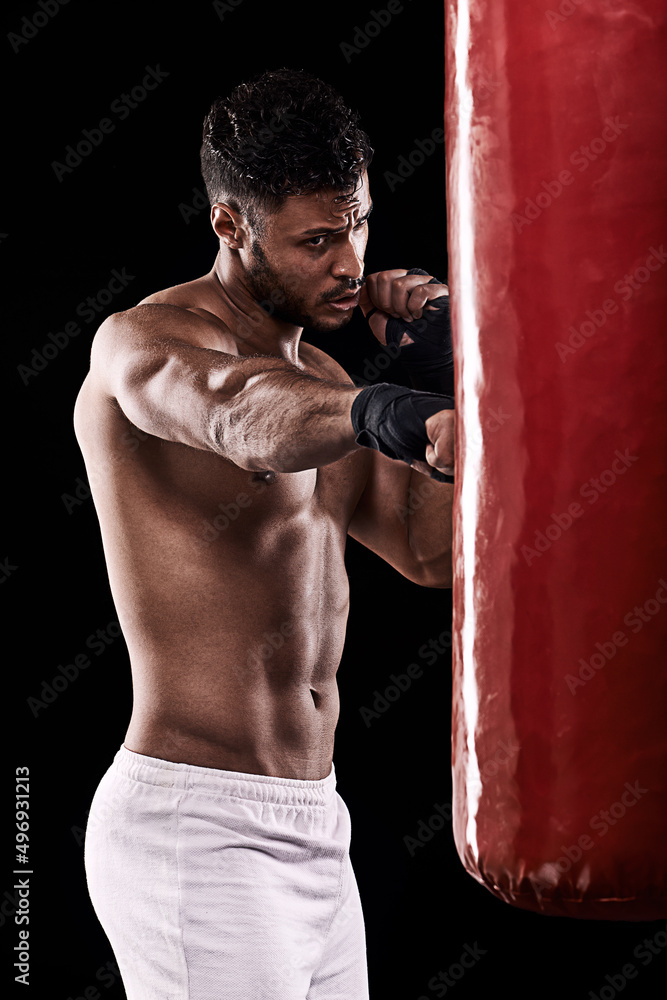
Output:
(347, 446), (454, 588)
(347, 268), (456, 589)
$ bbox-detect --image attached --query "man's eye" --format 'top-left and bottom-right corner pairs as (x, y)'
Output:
(305, 219), (367, 247)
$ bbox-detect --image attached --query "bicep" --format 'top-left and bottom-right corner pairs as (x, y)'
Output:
(348, 450), (454, 586)
(347, 447), (424, 582)
(305, 345), (423, 565)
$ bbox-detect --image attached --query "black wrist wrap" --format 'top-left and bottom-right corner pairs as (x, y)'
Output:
(350, 383), (454, 483)
(386, 268), (454, 395)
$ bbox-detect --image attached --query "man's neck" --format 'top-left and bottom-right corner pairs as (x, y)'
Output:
(205, 251), (303, 365)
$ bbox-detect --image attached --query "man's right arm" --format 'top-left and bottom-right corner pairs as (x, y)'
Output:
(91, 303), (364, 474)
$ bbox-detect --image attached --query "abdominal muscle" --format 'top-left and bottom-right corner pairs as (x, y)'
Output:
(84, 407), (358, 781)
(120, 510), (350, 782)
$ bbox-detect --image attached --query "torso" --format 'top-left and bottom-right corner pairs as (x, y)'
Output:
(74, 273), (370, 779)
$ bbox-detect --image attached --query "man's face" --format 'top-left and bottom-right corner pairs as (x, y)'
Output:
(243, 171), (372, 332)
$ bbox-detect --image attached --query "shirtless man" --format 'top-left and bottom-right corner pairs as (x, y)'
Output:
(78, 68), (455, 1000)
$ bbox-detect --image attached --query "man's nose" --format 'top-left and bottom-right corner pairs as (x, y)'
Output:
(330, 235), (364, 282)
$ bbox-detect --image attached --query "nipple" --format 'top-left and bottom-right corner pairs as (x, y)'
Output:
(251, 470), (277, 484)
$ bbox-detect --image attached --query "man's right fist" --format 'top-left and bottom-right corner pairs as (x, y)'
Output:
(350, 383), (455, 482)
(410, 408), (455, 480)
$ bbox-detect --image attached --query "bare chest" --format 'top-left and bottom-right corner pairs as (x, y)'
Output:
(77, 377), (368, 553)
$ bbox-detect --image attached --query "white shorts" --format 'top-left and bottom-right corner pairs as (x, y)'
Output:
(84, 745), (369, 1000)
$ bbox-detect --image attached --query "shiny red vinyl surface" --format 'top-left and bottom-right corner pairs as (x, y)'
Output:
(445, 0), (667, 919)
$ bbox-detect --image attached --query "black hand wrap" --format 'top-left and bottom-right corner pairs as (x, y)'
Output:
(386, 268), (454, 395)
(350, 382), (454, 483)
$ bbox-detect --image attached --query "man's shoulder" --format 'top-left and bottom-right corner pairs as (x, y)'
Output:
(89, 308), (230, 367)
(136, 273), (209, 310)
(92, 275), (235, 356)
(136, 274), (234, 343)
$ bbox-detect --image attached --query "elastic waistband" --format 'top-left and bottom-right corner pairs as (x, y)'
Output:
(112, 745), (337, 807)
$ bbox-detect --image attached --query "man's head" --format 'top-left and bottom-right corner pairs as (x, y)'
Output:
(201, 68), (374, 331)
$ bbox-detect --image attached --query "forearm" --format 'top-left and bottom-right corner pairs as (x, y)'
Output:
(215, 361), (364, 472)
(348, 270), (455, 586)
(360, 270), (455, 482)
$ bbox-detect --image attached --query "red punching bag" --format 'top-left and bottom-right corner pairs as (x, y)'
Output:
(445, 0), (667, 919)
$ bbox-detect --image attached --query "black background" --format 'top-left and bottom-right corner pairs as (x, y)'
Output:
(3, 1), (665, 997)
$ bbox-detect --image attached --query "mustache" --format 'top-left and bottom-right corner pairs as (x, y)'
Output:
(321, 276), (366, 302)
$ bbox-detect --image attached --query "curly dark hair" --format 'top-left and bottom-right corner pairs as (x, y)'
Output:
(200, 68), (373, 231)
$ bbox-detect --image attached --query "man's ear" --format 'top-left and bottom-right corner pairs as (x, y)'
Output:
(211, 203), (248, 248)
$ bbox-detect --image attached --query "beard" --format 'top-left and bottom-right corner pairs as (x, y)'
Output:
(245, 239), (362, 332)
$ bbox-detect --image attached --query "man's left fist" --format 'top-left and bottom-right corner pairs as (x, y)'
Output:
(359, 269), (450, 346)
